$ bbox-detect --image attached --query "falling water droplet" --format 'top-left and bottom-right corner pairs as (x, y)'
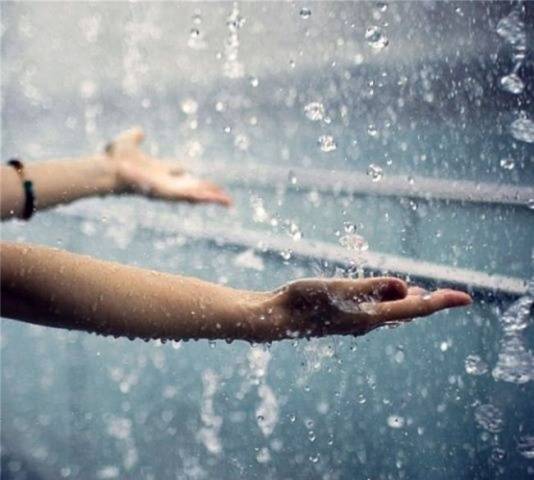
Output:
(499, 158), (515, 170)
(365, 26), (389, 50)
(299, 7), (311, 19)
(491, 448), (506, 463)
(249, 76), (259, 87)
(339, 233), (369, 252)
(496, 10), (526, 47)
(280, 249), (292, 261)
(376, 2), (388, 13)
(474, 404), (504, 433)
(318, 135), (337, 152)
(387, 415), (405, 429)
(181, 98), (198, 115)
(343, 222), (356, 234)
(464, 355), (489, 376)
(367, 124), (379, 137)
(510, 114), (534, 143)
(500, 73), (525, 94)
(367, 164), (383, 182)
(192, 12), (202, 25)
(288, 222), (302, 241)
(234, 133), (250, 151)
(304, 102), (325, 121)
(518, 435), (534, 459)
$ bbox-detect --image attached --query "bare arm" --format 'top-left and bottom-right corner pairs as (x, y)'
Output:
(1, 156), (117, 219)
(0, 242), (471, 342)
(0, 242), (261, 341)
(1, 127), (231, 220)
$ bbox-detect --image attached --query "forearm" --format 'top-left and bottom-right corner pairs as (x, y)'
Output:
(0, 242), (265, 341)
(1, 156), (118, 219)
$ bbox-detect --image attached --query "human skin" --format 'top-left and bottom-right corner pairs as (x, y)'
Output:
(0, 128), (471, 342)
(0, 127), (231, 220)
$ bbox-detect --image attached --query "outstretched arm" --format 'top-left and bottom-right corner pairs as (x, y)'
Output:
(0, 127), (231, 220)
(0, 242), (471, 342)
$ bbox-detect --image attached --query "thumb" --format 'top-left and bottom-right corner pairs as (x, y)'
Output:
(112, 127), (145, 149)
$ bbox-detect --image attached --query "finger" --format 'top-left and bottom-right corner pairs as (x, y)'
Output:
(369, 289), (472, 323)
(185, 190), (233, 207)
(289, 277), (408, 302)
(328, 277), (408, 302)
(114, 127), (145, 147)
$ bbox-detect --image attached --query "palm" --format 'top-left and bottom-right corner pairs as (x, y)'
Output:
(264, 277), (471, 339)
(106, 128), (232, 206)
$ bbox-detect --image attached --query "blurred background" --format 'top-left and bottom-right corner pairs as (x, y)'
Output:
(1, 2), (533, 479)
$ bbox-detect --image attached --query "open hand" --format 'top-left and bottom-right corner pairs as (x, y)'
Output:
(252, 277), (471, 340)
(106, 127), (232, 206)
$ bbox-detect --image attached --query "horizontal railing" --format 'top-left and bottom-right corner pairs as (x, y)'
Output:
(194, 164), (534, 208)
(57, 207), (530, 298)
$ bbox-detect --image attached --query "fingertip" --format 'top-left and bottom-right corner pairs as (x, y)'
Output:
(119, 126), (145, 145)
(449, 290), (473, 306)
(433, 289), (472, 308)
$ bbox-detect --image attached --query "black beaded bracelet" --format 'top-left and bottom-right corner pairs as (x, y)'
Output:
(7, 158), (36, 220)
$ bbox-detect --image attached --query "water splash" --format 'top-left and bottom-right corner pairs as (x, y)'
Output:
(339, 233), (369, 253)
(197, 369), (223, 455)
(492, 335), (533, 384)
(247, 347), (279, 437)
(234, 249), (265, 271)
(223, 3), (245, 78)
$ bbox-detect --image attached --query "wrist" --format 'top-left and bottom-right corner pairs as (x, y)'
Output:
(238, 291), (287, 342)
(89, 155), (123, 195)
